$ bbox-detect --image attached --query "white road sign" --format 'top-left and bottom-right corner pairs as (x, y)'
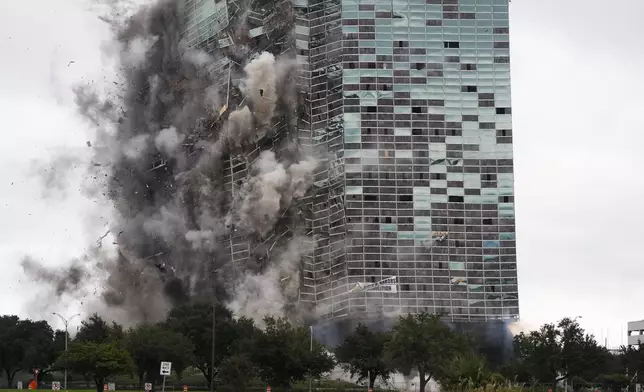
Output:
(52, 382), (61, 391)
(160, 361), (172, 376)
(144, 383), (152, 391)
(108, 383), (116, 391)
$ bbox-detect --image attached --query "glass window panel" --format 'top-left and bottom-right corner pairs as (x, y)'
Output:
(359, 11), (376, 18)
(499, 233), (515, 240)
(394, 128), (412, 136)
(450, 262), (466, 271)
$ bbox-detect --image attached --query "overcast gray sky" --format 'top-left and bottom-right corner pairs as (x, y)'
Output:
(1, 0), (642, 344)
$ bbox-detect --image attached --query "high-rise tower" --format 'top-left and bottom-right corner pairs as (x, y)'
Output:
(180, 0), (518, 326)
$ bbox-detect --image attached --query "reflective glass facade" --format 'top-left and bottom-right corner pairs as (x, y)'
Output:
(181, 0), (519, 323)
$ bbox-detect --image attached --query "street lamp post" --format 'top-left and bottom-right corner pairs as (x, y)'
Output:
(210, 268), (222, 392)
(211, 295), (216, 392)
(52, 313), (81, 392)
(308, 326), (313, 392)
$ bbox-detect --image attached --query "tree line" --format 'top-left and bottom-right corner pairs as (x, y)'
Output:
(1, 307), (644, 392)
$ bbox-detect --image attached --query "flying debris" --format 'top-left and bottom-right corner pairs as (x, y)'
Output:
(96, 230), (110, 248)
(350, 277), (398, 294)
(432, 231), (449, 242)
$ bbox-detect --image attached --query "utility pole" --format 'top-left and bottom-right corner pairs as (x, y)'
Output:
(308, 326), (313, 392)
(52, 313), (81, 392)
(211, 296), (215, 392)
(210, 268), (222, 392)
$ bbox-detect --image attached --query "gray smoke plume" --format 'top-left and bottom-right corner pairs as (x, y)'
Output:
(23, 0), (319, 324)
(21, 256), (88, 297)
(232, 151), (317, 238)
(29, 150), (85, 199)
(228, 235), (311, 325)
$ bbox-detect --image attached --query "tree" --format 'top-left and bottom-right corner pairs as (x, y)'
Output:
(595, 374), (630, 392)
(76, 314), (124, 344)
(252, 317), (334, 388)
(0, 316), (55, 387)
(384, 313), (472, 392)
(53, 330), (67, 359)
(58, 341), (133, 392)
(499, 357), (533, 384)
(126, 325), (195, 387)
(335, 323), (392, 388)
(21, 320), (57, 382)
(513, 317), (609, 389)
(166, 301), (255, 387)
(219, 353), (256, 392)
(619, 343), (644, 383)
(438, 354), (505, 391)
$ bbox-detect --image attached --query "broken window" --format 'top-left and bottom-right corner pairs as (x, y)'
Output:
(452, 218), (464, 225)
(496, 107), (511, 114)
(461, 85), (477, 93)
(444, 41), (460, 49)
(448, 195), (464, 202)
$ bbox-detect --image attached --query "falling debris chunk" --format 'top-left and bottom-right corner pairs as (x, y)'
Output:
(86, 141), (92, 147)
(96, 230), (110, 248)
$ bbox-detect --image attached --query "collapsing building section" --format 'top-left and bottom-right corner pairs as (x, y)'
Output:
(175, 0), (324, 319)
(178, 0), (356, 321)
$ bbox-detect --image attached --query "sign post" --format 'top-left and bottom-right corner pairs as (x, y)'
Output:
(144, 384), (152, 392)
(52, 382), (60, 391)
(159, 361), (172, 392)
